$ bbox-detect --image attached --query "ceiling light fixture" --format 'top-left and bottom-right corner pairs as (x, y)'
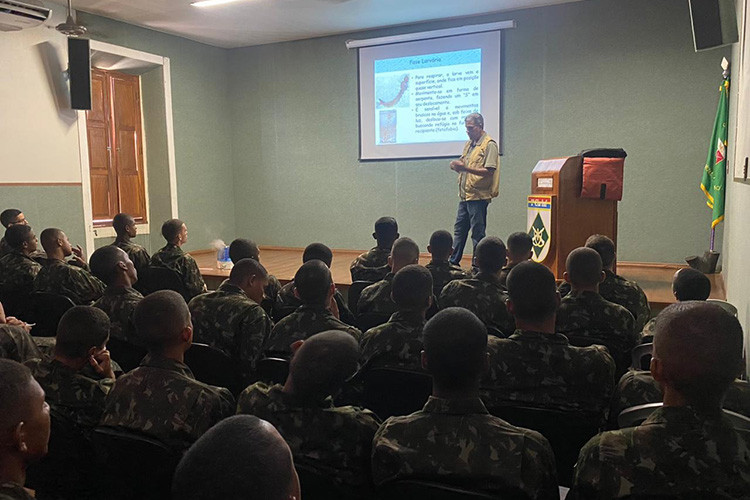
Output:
(190, 0), (244, 7)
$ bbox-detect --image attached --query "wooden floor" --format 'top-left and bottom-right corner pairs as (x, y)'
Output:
(191, 247), (726, 309)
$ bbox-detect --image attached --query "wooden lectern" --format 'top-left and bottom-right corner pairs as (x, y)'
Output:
(529, 156), (618, 279)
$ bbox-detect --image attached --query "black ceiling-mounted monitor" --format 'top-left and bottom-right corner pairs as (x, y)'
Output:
(688, 0), (739, 52)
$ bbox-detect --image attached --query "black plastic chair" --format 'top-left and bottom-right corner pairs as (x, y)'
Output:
(356, 312), (392, 332)
(184, 342), (242, 393)
(273, 304), (299, 323)
(295, 462), (360, 500)
(348, 280), (374, 314)
(486, 404), (602, 487)
(92, 426), (180, 500)
(618, 402), (750, 431)
(256, 357), (290, 385)
(378, 479), (521, 500)
(0, 289), (31, 319)
(630, 343), (653, 371)
(138, 266), (188, 300)
(360, 367), (432, 420)
(107, 336), (147, 373)
(29, 291), (75, 337)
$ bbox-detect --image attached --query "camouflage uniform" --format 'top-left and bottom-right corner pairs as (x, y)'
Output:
(237, 382), (381, 487)
(93, 286), (143, 343)
(483, 330), (615, 415)
(188, 281), (272, 380)
(359, 311), (425, 371)
(559, 270), (651, 333)
(0, 483), (34, 500)
(33, 259), (105, 305)
(100, 353), (235, 450)
(26, 357), (114, 429)
(0, 251), (42, 299)
(425, 260), (470, 296)
(569, 406), (750, 499)
(556, 290), (637, 358)
(350, 247), (391, 283)
(263, 304), (361, 357)
(357, 273), (396, 316)
(149, 243), (207, 300)
(261, 274), (283, 315)
(438, 272), (514, 335)
(274, 280), (355, 325)
(613, 370), (750, 420)
(0, 238), (10, 258)
(112, 239), (151, 277)
(372, 396), (559, 499)
(0, 324), (42, 362)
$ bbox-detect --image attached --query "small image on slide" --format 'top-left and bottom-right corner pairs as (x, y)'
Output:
(379, 110), (397, 144)
(376, 74), (410, 109)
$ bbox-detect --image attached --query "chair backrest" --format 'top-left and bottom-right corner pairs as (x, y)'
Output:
(272, 304), (299, 323)
(29, 291), (75, 337)
(256, 357), (290, 385)
(107, 336), (147, 373)
(487, 404), (602, 487)
(631, 343), (653, 371)
(378, 479), (513, 500)
(184, 342), (241, 393)
(0, 289), (30, 319)
(138, 266), (187, 299)
(706, 299), (738, 317)
(724, 409), (750, 430)
(295, 462), (353, 500)
(619, 402), (750, 431)
(348, 280), (374, 314)
(356, 312), (392, 332)
(92, 426), (180, 500)
(361, 367), (432, 420)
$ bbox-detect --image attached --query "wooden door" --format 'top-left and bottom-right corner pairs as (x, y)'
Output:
(87, 69), (116, 222)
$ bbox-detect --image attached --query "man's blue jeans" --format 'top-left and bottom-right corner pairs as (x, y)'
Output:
(450, 199), (489, 265)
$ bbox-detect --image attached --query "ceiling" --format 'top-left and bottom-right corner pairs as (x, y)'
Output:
(55, 0), (584, 49)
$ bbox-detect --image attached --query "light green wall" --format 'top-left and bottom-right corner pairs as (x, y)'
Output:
(229, 0), (729, 262)
(0, 186), (85, 247)
(78, 12), (236, 252)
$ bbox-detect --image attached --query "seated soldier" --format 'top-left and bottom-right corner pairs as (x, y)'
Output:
(188, 258), (272, 382)
(229, 238), (282, 312)
(425, 230), (469, 296)
(0, 209), (28, 258)
(0, 323), (41, 363)
(357, 237), (420, 318)
(238, 331), (380, 490)
(0, 359), (50, 500)
(273, 242), (355, 325)
(371, 308), (558, 498)
(172, 415), (301, 500)
(90, 246), (143, 343)
(26, 306), (115, 430)
(641, 267), (711, 341)
(569, 302), (750, 499)
(556, 247), (636, 375)
(33, 228), (105, 305)
(439, 236), (513, 335)
(264, 261), (361, 357)
(483, 261), (615, 415)
(359, 264), (432, 371)
(150, 219), (207, 301)
(111, 213), (150, 278)
(560, 235), (650, 333)
(100, 290), (235, 451)
(350, 217), (399, 282)
(0, 225), (42, 312)
(499, 231), (532, 287)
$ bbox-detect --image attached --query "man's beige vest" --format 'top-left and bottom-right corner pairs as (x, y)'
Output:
(458, 132), (500, 201)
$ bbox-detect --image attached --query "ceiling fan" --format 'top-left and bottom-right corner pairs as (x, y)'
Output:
(55, 0), (87, 36)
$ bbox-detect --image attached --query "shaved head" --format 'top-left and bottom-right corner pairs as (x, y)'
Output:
(475, 237), (507, 274)
(653, 301), (743, 405)
(565, 247), (603, 287)
(585, 234), (616, 269)
(229, 238), (259, 264)
(672, 268), (711, 301)
(89, 246), (131, 285)
(287, 330), (360, 399)
(0, 359), (36, 431)
(294, 260), (332, 305)
(390, 237), (420, 270)
(302, 243), (333, 267)
(229, 258), (268, 284)
(39, 228), (64, 254)
(134, 290), (191, 352)
(173, 415), (298, 500)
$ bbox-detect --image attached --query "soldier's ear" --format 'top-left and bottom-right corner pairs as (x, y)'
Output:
(506, 298), (515, 317)
(372, 232), (377, 241)
(292, 286), (300, 300)
(562, 271), (571, 284)
(387, 255), (393, 268)
(650, 356), (664, 383)
(599, 271), (606, 283)
(420, 350), (428, 371)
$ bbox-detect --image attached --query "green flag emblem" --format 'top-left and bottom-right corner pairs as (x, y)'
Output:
(700, 78), (729, 229)
(529, 213), (549, 259)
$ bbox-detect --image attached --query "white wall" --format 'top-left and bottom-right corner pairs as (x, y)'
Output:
(0, 2), (82, 183)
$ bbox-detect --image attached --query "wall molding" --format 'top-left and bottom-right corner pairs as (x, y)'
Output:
(0, 182), (82, 187)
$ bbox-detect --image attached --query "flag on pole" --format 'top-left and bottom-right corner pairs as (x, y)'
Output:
(700, 76), (729, 229)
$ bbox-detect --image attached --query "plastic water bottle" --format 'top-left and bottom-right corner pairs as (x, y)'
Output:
(217, 245), (232, 270)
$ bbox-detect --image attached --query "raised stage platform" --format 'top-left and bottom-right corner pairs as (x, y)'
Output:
(190, 247), (726, 310)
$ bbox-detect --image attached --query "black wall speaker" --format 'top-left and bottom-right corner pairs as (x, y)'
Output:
(688, 0), (739, 52)
(68, 37), (91, 110)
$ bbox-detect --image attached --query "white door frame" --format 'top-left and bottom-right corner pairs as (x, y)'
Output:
(77, 40), (178, 256)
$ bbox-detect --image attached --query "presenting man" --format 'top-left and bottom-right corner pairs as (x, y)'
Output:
(449, 113), (500, 266)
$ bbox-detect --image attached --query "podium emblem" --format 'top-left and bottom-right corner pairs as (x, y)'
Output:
(527, 195), (552, 262)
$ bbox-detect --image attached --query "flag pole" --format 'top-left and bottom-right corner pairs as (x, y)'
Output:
(711, 57), (731, 253)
